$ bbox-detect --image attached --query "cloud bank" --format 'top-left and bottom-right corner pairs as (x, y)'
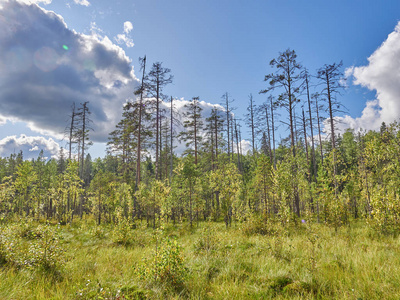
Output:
(0, 135), (60, 160)
(0, 0), (139, 144)
(340, 21), (400, 132)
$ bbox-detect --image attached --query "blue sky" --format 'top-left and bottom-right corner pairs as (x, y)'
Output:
(1, 0), (400, 159)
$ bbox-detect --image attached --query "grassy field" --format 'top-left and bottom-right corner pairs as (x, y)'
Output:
(1, 218), (400, 299)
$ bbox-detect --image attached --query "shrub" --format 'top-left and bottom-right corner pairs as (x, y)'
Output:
(241, 214), (282, 236)
(136, 238), (188, 292)
(25, 223), (65, 272)
(193, 226), (219, 254)
(0, 224), (22, 266)
(112, 208), (134, 246)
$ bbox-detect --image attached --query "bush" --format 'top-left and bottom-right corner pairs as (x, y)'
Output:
(241, 215), (282, 236)
(193, 226), (219, 254)
(0, 224), (22, 266)
(25, 223), (65, 272)
(0, 222), (65, 273)
(136, 238), (188, 292)
(112, 217), (133, 246)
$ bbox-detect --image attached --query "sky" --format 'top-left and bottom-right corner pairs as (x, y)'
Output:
(0, 0), (400, 159)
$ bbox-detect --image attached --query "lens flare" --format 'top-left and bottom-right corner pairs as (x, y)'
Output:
(62, 45), (69, 50)
(33, 47), (59, 72)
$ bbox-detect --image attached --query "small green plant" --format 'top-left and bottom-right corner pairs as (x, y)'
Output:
(112, 208), (134, 246)
(25, 223), (65, 272)
(136, 237), (188, 292)
(193, 225), (219, 254)
(0, 224), (22, 266)
(241, 214), (281, 236)
(90, 225), (106, 239)
(306, 227), (319, 276)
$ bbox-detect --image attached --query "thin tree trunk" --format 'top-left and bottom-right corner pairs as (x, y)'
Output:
(225, 93), (230, 161)
(69, 103), (75, 160)
(265, 105), (272, 162)
(270, 97), (276, 169)
(155, 80), (160, 180)
(136, 56), (146, 189)
(315, 96), (324, 165)
(194, 101), (198, 164)
(302, 109), (309, 162)
(306, 73), (317, 179)
(170, 96), (173, 183)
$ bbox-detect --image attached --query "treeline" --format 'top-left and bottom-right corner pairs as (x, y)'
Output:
(1, 49), (400, 234)
(1, 122), (400, 233)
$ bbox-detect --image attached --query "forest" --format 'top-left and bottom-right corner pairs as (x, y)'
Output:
(1, 49), (400, 299)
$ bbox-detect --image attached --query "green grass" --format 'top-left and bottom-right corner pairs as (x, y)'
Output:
(1, 218), (400, 299)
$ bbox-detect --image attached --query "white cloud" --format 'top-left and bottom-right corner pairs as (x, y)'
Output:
(123, 21), (133, 34)
(236, 140), (251, 155)
(0, 135), (60, 159)
(115, 34), (134, 48)
(339, 21), (400, 132)
(115, 21), (134, 48)
(0, 115), (6, 126)
(0, 1), (139, 143)
(15, 0), (52, 5)
(73, 0), (90, 6)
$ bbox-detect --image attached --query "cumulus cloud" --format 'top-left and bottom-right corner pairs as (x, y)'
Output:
(0, 135), (60, 159)
(339, 21), (400, 132)
(115, 21), (134, 48)
(123, 21), (133, 34)
(0, 1), (139, 143)
(13, 0), (52, 5)
(73, 0), (90, 6)
(238, 140), (251, 155)
(0, 116), (7, 126)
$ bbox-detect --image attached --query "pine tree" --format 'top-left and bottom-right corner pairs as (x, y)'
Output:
(204, 107), (225, 170)
(179, 97), (204, 165)
(245, 94), (256, 155)
(145, 62), (173, 179)
(261, 49), (303, 216)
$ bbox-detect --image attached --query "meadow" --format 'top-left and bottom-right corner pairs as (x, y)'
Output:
(1, 217), (399, 300)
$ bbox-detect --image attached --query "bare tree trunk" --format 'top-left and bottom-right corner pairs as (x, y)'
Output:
(315, 96), (324, 165)
(225, 93), (230, 161)
(170, 96), (173, 182)
(306, 73), (317, 178)
(270, 96), (276, 169)
(235, 119), (240, 171)
(265, 105), (272, 162)
(302, 109), (309, 162)
(155, 80), (160, 179)
(194, 101), (198, 164)
(69, 103), (76, 160)
(136, 56), (146, 189)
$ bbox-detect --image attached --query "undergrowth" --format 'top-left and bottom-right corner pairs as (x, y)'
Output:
(1, 218), (400, 299)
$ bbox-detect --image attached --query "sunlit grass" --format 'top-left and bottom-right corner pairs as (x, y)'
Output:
(1, 219), (400, 299)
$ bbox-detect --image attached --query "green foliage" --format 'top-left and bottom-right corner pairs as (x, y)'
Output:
(209, 162), (241, 227)
(0, 222), (64, 273)
(0, 224), (22, 266)
(112, 207), (134, 245)
(136, 237), (187, 292)
(25, 223), (65, 272)
(193, 225), (220, 254)
(241, 214), (282, 236)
